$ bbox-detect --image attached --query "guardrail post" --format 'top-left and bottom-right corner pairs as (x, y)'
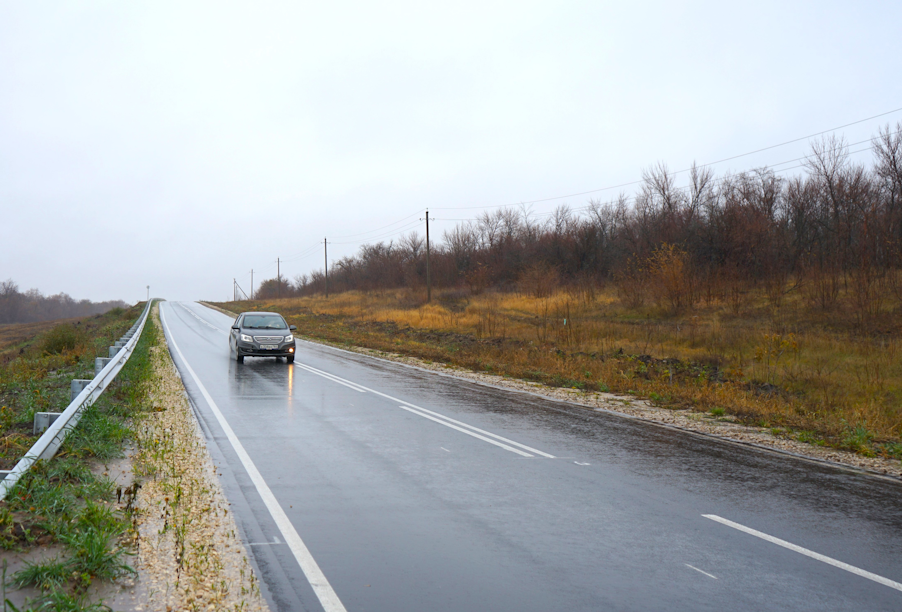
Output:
(34, 412), (62, 435)
(94, 357), (111, 376)
(109, 346), (121, 358)
(70, 379), (91, 402)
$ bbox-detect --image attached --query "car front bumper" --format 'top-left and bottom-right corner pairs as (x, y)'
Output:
(236, 340), (296, 357)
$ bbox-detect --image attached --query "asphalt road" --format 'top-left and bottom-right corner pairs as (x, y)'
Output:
(158, 301), (902, 611)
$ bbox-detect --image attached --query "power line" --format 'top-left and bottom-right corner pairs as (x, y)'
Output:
(329, 219), (423, 245)
(431, 106), (902, 211)
(329, 209), (424, 240)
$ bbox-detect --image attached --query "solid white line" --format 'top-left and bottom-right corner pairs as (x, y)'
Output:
(160, 304), (348, 612)
(297, 360), (555, 458)
(685, 564), (718, 579)
(294, 363), (367, 393)
(703, 514), (902, 593)
(398, 405), (533, 457)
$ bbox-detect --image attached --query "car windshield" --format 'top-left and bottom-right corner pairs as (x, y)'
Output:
(243, 315), (288, 330)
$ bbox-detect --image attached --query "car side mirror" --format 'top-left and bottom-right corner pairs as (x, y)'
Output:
(289, 325), (297, 331)
(231, 325), (239, 330)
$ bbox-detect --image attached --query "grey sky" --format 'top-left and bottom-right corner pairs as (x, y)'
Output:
(2, 1), (900, 303)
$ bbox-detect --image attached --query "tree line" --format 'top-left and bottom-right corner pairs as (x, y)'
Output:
(256, 126), (902, 320)
(0, 279), (128, 325)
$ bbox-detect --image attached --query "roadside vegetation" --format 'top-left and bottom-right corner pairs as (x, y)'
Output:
(231, 128), (902, 462)
(0, 303), (150, 611)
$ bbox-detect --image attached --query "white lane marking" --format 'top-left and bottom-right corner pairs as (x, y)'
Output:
(294, 363), (366, 393)
(296, 360), (555, 458)
(177, 302), (222, 332)
(685, 564), (717, 579)
(399, 405), (533, 457)
(250, 536), (283, 546)
(296, 362), (374, 390)
(703, 514), (902, 593)
(160, 304), (348, 612)
(574, 461), (590, 466)
(440, 447), (450, 452)
(396, 403), (555, 458)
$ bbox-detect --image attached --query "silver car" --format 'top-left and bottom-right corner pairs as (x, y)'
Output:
(229, 311), (297, 364)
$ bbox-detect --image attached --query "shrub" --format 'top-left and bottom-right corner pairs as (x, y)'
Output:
(40, 324), (87, 355)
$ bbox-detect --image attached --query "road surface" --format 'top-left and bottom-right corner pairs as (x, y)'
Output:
(158, 301), (902, 611)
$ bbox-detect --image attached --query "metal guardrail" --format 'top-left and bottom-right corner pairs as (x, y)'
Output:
(0, 300), (154, 501)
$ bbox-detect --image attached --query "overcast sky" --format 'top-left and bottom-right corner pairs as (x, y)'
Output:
(2, 1), (901, 303)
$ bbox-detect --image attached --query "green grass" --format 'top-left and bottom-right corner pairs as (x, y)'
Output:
(11, 558), (70, 591)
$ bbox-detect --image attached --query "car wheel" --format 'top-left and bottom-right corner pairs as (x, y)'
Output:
(286, 355), (294, 364)
(236, 351), (244, 364)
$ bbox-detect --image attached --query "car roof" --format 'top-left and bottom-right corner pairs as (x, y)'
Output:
(238, 311), (283, 317)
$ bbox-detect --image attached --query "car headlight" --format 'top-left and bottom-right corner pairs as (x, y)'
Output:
(240, 334), (253, 342)
(284, 334), (293, 342)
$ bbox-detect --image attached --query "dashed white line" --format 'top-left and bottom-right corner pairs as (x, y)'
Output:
(703, 514), (902, 593)
(294, 363), (367, 393)
(161, 304), (348, 612)
(685, 564), (717, 579)
(396, 403), (555, 458)
(295, 359), (555, 459)
(177, 302), (222, 331)
(399, 405), (533, 457)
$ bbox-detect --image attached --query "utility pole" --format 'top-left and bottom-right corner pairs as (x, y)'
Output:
(277, 258), (281, 300)
(425, 209), (431, 302)
(146, 285), (149, 302)
(233, 279), (236, 301)
(250, 269), (254, 300)
(324, 238), (329, 298)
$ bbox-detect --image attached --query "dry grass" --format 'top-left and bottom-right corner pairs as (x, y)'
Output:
(211, 283), (902, 458)
(0, 318), (82, 355)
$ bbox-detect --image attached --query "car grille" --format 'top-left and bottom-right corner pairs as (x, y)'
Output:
(253, 336), (284, 342)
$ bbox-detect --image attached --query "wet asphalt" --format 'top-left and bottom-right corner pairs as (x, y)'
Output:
(158, 301), (902, 612)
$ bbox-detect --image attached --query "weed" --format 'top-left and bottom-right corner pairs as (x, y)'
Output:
(841, 423), (876, 456)
(710, 407), (725, 417)
(11, 590), (113, 611)
(60, 406), (130, 461)
(12, 558), (69, 591)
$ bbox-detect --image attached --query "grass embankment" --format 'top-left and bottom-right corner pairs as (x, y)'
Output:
(212, 287), (902, 461)
(0, 304), (150, 611)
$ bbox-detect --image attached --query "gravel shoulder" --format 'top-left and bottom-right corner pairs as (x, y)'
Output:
(123, 305), (270, 612)
(201, 301), (902, 481)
